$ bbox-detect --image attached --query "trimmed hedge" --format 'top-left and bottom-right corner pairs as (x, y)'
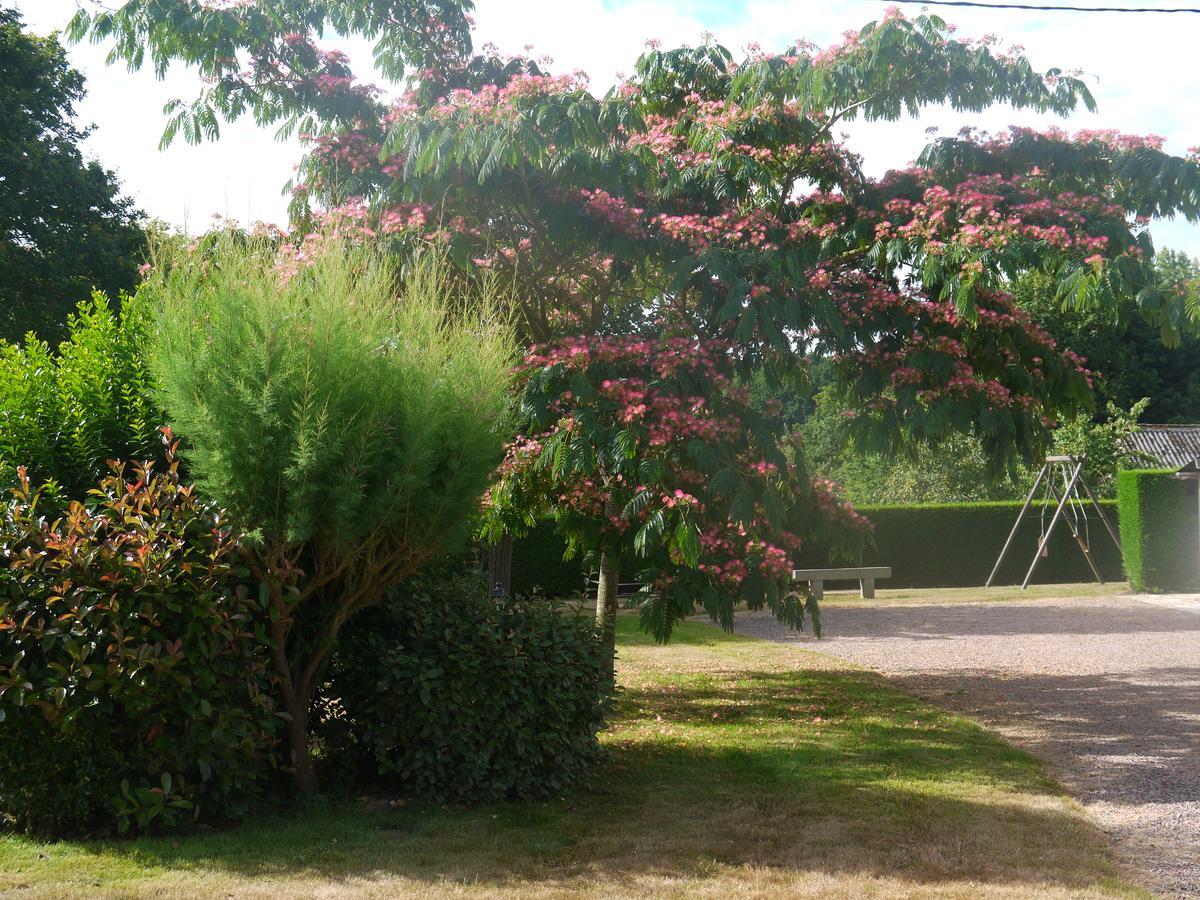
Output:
(510, 523), (647, 597)
(1117, 469), (1199, 592)
(317, 568), (610, 804)
(511, 521), (586, 597)
(513, 499), (1125, 593)
(850, 500), (1123, 588)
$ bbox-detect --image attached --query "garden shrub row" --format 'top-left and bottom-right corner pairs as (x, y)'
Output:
(1117, 469), (1199, 592)
(0, 242), (612, 837)
(0, 461), (612, 835)
(512, 498), (1125, 593)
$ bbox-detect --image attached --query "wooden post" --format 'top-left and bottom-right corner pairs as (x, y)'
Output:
(487, 534), (513, 598)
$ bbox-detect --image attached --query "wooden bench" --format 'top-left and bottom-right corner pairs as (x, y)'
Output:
(583, 575), (645, 600)
(792, 566), (891, 601)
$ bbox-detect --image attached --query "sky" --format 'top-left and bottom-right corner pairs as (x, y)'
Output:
(12, 0), (1200, 254)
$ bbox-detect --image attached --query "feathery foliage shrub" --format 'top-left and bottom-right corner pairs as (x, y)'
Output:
(318, 568), (609, 803)
(0, 437), (280, 837)
(143, 234), (515, 793)
(0, 292), (160, 493)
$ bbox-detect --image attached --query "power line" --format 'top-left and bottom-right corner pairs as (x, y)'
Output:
(886, 0), (1200, 12)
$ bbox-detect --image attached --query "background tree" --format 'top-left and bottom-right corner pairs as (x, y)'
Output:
(799, 252), (1199, 504)
(0, 8), (145, 343)
(145, 234), (514, 793)
(800, 386), (1147, 504)
(1014, 255), (1200, 424)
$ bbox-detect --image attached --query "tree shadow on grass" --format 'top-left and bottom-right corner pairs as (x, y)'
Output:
(884, 666), (1200, 899)
(48, 666), (1134, 895)
(889, 666), (1200, 805)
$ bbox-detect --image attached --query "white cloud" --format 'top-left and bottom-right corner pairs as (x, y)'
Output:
(12, 0), (1200, 252)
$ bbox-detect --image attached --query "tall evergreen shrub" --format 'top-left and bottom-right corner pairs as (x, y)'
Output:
(144, 234), (515, 793)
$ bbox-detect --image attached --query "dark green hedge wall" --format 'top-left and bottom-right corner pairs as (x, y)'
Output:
(512, 499), (1125, 595)
(851, 500), (1123, 588)
(1117, 469), (1199, 593)
(511, 522), (586, 597)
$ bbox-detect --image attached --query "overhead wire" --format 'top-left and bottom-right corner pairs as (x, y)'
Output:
(885, 0), (1200, 13)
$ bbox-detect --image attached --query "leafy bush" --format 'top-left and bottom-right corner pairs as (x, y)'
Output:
(0, 292), (161, 493)
(143, 234), (515, 793)
(1118, 469), (1199, 592)
(318, 569), (609, 804)
(0, 436), (281, 836)
(1048, 400), (1150, 496)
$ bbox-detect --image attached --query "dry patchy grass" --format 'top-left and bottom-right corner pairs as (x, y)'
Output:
(0, 618), (1142, 899)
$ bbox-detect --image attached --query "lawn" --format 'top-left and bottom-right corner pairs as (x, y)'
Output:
(0, 617), (1141, 899)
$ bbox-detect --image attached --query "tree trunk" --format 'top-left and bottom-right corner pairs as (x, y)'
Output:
(258, 546), (417, 797)
(284, 698), (319, 795)
(595, 549), (619, 688)
(488, 533), (514, 597)
(267, 612), (319, 795)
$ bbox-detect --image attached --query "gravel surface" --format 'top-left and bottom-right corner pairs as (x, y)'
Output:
(733, 593), (1200, 899)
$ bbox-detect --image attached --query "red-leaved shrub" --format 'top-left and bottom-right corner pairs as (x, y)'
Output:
(0, 432), (281, 836)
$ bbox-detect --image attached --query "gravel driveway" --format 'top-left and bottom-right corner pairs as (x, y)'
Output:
(733, 593), (1200, 898)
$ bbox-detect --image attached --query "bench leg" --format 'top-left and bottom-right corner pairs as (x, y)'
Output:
(860, 578), (875, 599)
(809, 580), (824, 602)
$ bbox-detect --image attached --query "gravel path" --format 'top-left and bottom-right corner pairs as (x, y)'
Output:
(733, 593), (1200, 898)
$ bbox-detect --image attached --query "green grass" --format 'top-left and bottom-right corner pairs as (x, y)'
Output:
(0, 618), (1141, 898)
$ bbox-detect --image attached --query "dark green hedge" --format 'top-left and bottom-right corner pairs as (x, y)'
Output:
(513, 499), (1125, 594)
(511, 521), (586, 597)
(318, 569), (609, 803)
(850, 500), (1123, 588)
(1117, 469), (1199, 592)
